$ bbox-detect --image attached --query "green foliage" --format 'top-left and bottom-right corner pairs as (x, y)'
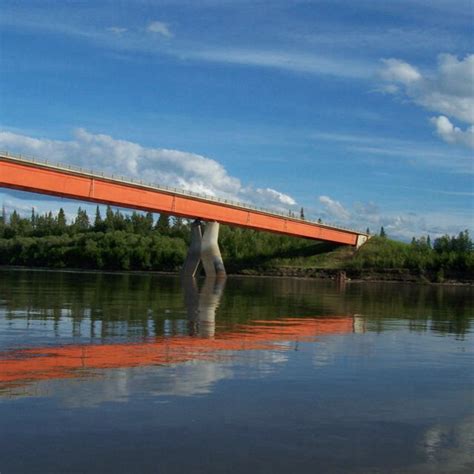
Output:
(0, 206), (472, 279)
(73, 207), (90, 232)
(218, 225), (329, 269)
(0, 207), (189, 271)
(155, 213), (170, 234)
(349, 233), (474, 276)
(0, 206), (320, 272)
(57, 208), (67, 232)
(94, 206), (105, 232)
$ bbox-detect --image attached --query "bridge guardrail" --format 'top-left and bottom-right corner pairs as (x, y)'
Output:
(0, 150), (365, 236)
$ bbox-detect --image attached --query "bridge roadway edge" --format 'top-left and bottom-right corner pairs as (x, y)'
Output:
(0, 152), (368, 247)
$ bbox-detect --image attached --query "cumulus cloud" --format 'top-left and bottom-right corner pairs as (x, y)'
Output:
(379, 54), (474, 148)
(430, 116), (474, 148)
(146, 21), (172, 37)
(318, 196), (350, 221)
(0, 129), (296, 212)
(379, 58), (421, 84)
(256, 188), (296, 206)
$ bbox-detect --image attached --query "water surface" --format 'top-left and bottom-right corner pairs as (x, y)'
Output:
(0, 269), (473, 473)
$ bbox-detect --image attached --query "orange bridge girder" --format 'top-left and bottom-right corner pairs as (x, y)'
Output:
(0, 152), (368, 247)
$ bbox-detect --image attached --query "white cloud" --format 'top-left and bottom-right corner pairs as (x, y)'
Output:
(430, 116), (474, 148)
(379, 58), (421, 84)
(2, 198), (37, 215)
(316, 194), (473, 240)
(255, 188), (296, 206)
(0, 129), (297, 212)
(318, 196), (350, 221)
(187, 48), (373, 79)
(146, 21), (173, 37)
(379, 54), (474, 148)
(106, 27), (127, 35)
(378, 84), (399, 94)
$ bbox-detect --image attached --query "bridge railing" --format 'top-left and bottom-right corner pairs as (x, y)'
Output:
(0, 150), (365, 235)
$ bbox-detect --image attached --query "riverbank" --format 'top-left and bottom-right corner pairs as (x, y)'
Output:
(233, 266), (474, 285)
(228, 234), (474, 285)
(1, 264), (472, 286)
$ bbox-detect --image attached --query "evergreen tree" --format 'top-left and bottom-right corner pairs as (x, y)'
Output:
(0, 205), (4, 236)
(31, 208), (36, 229)
(4, 210), (22, 237)
(74, 207), (90, 232)
(380, 226), (386, 238)
(10, 210), (21, 228)
(131, 211), (144, 234)
(94, 206), (103, 231)
(145, 212), (154, 232)
(47, 212), (54, 232)
(170, 216), (189, 239)
(113, 209), (126, 231)
(300, 207), (305, 220)
(155, 213), (170, 234)
(366, 227), (370, 235)
(57, 208), (67, 233)
(105, 206), (115, 232)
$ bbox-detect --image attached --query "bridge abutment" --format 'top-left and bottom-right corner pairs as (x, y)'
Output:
(182, 220), (226, 278)
(356, 234), (369, 248)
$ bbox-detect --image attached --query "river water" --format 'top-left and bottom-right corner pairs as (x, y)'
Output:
(0, 269), (473, 473)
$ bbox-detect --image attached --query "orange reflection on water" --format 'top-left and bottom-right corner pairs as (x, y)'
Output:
(0, 317), (354, 391)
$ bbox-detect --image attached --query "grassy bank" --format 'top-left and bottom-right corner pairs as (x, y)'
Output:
(232, 236), (474, 284)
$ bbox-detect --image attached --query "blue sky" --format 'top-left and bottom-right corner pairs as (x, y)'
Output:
(0, 0), (473, 239)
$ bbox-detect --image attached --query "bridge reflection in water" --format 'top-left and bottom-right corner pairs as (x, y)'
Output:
(0, 277), (363, 394)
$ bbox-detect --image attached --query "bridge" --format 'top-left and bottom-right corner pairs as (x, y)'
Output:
(0, 151), (368, 276)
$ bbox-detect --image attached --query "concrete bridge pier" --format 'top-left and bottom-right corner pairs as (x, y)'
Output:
(182, 220), (226, 278)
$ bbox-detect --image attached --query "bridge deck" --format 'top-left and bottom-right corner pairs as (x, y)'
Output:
(0, 151), (367, 246)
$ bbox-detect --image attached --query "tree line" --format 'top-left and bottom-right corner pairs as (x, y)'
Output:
(0, 206), (472, 279)
(0, 206), (313, 271)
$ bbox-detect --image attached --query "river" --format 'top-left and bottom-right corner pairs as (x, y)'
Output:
(0, 269), (473, 473)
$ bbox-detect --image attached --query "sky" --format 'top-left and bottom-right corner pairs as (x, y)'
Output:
(0, 0), (473, 240)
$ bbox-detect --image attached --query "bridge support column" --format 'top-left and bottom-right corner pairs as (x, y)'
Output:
(182, 220), (226, 278)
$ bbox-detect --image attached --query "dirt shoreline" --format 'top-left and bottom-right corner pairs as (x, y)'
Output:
(231, 266), (473, 285)
(1, 264), (472, 286)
